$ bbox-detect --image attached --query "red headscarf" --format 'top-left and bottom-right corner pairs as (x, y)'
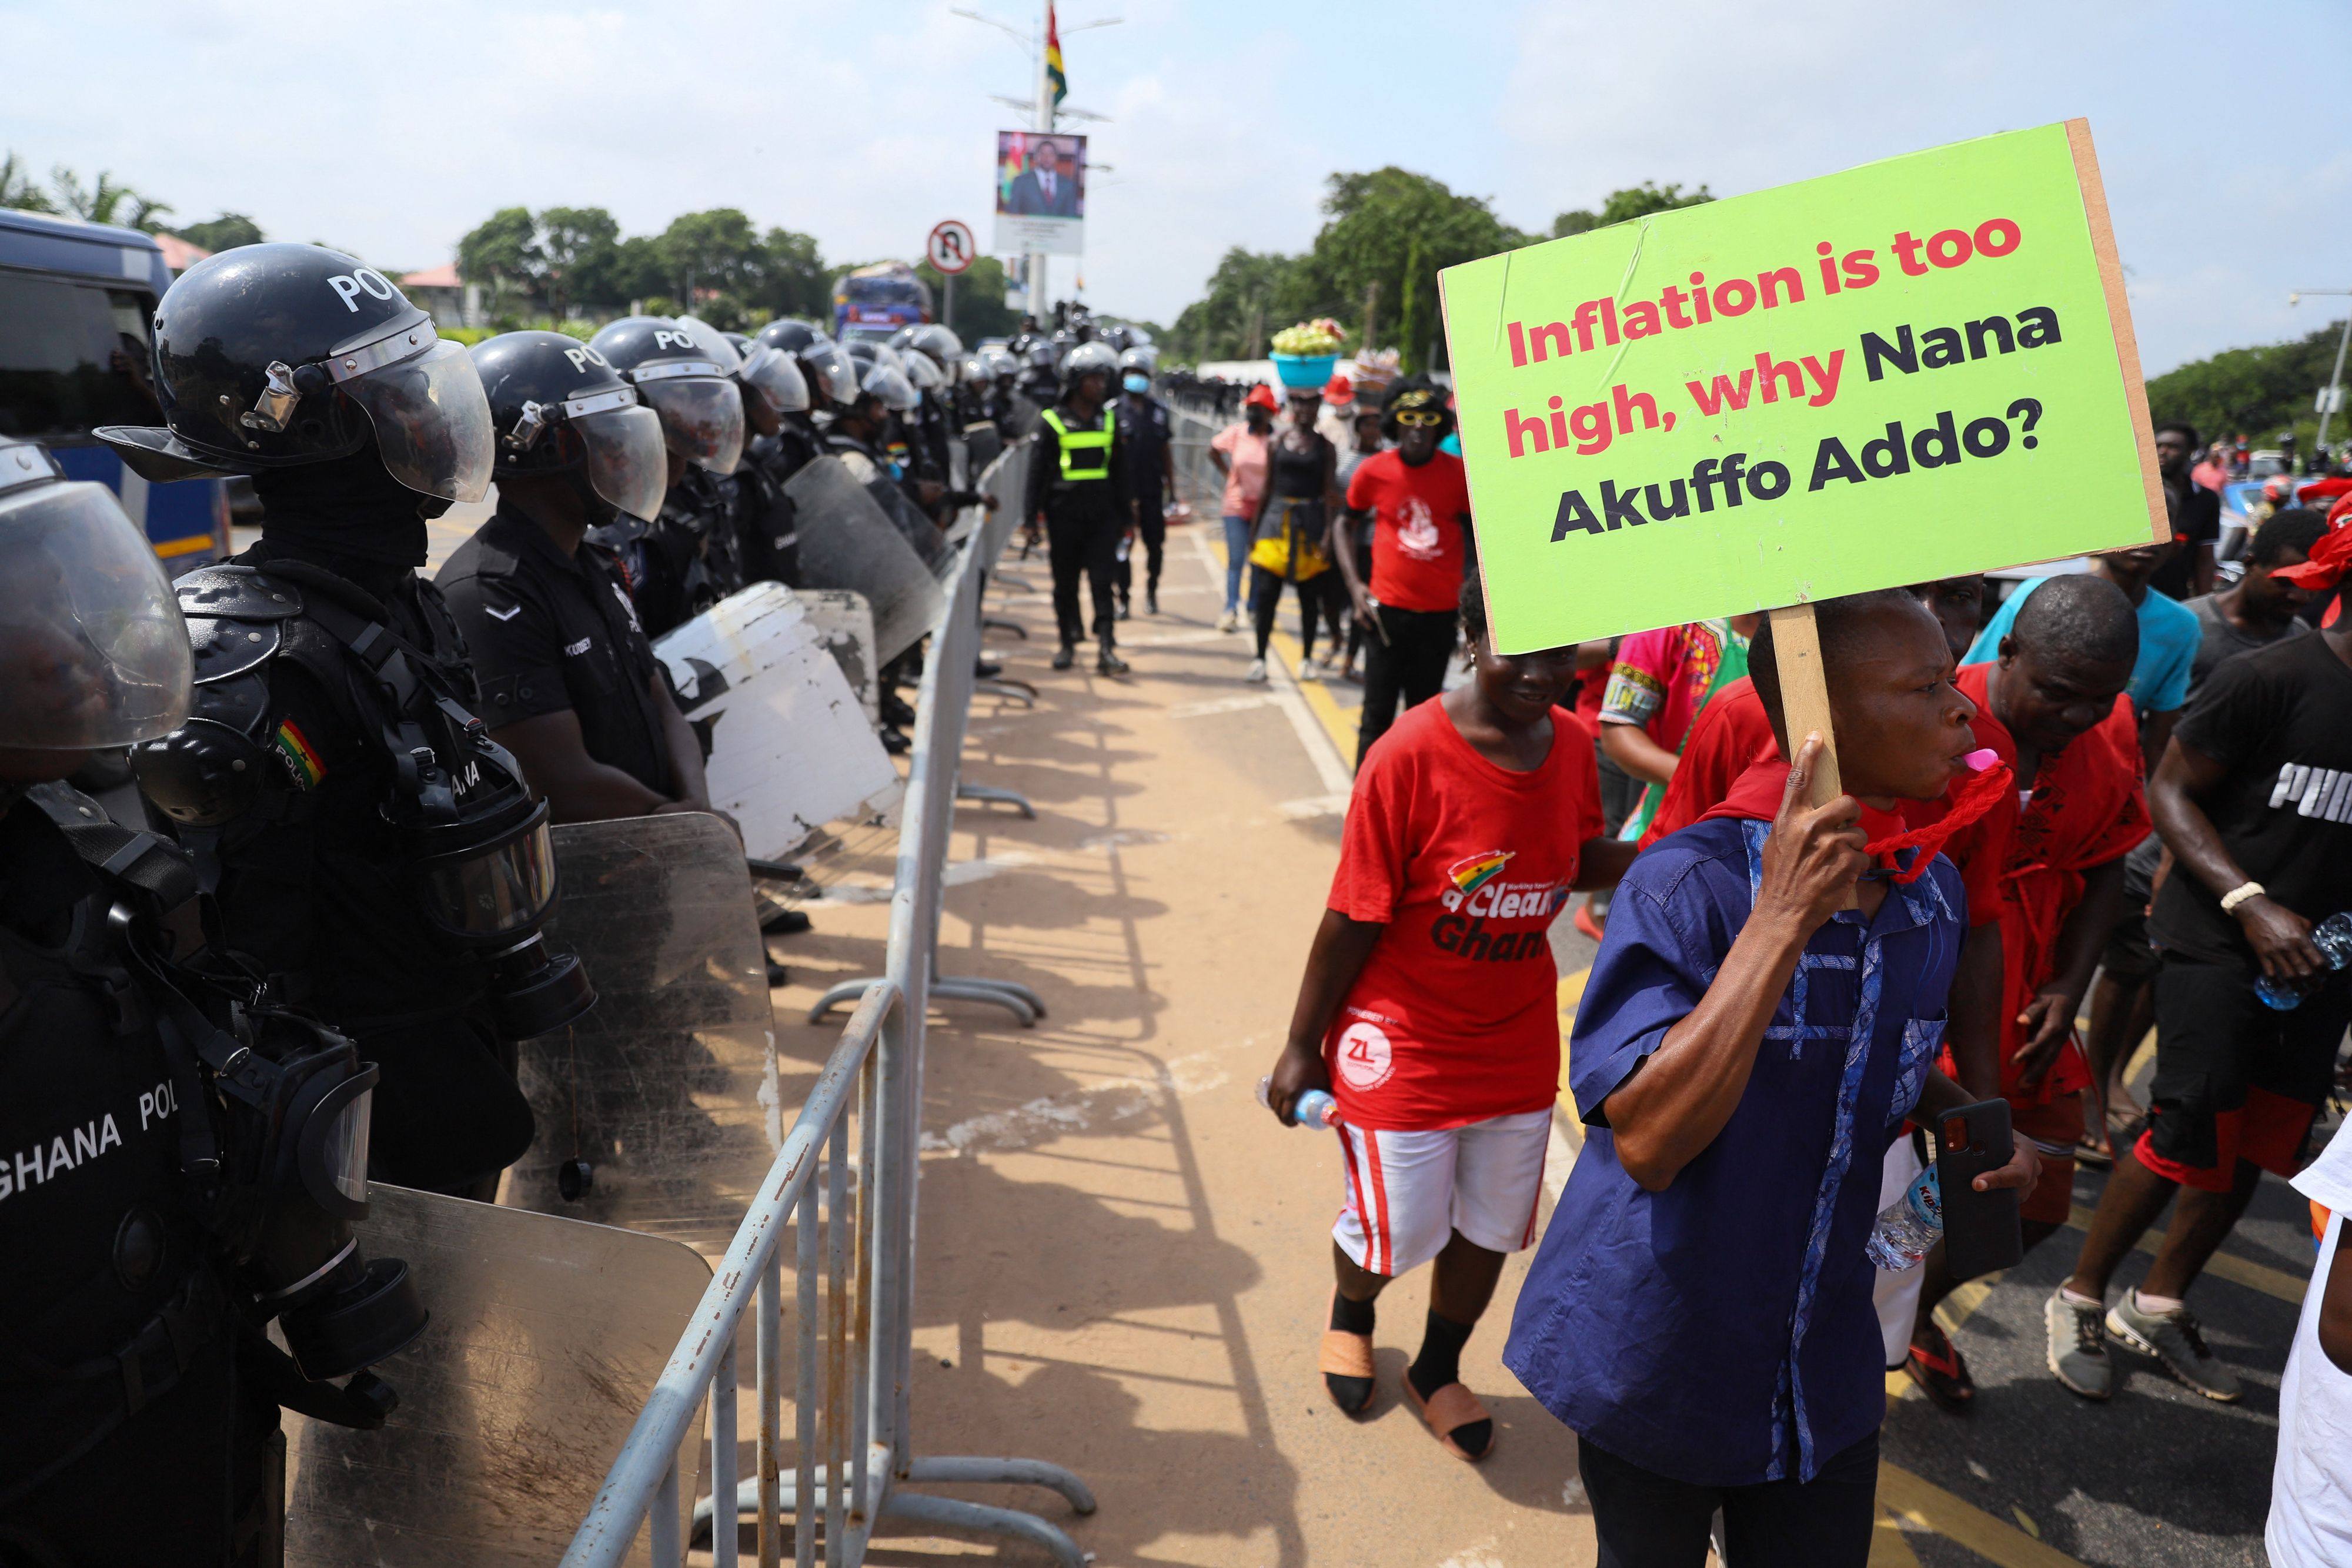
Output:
(2277, 516), (2352, 591)
(1697, 756), (2014, 883)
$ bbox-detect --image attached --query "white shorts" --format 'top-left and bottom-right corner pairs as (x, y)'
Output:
(1873, 1136), (1927, 1369)
(1332, 1108), (1553, 1277)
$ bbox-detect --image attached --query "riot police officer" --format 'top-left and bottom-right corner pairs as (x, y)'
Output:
(584, 317), (748, 637)
(678, 316), (812, 591)
(1114, 346), (1175, 618)
(0, 437), (427, 1563)
(1030, 340), (1135, 676)
(96, 245), (592, 1202)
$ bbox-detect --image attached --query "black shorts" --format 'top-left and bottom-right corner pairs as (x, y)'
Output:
(2142, 950), (2350, 1179)
(2098, 834), (2164, 985)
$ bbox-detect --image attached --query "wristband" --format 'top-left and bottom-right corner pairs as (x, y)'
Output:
(2219, 881), (2266, 915)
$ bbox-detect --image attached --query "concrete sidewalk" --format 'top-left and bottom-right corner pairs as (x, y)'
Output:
(765, 523), (1594, 1566)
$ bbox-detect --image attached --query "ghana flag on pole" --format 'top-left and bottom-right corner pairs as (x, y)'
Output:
(1045, 2), (1067, 108)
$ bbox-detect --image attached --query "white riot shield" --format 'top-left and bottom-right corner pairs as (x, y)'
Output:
(785, 455), (946, 661)
(283, 1188), (709, 1567)
(507, 814), (781, 1248)
(654, 584), (897, 859)
(792, 588), (883, 724)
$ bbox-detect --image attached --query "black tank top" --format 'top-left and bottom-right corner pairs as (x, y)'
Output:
(1267, 434), (1326, 499)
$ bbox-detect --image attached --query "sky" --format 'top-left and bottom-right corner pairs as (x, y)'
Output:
(6, 0), (2347, 375)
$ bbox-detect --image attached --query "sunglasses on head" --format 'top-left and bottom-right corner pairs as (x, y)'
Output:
(1392, 408), (1444, 428)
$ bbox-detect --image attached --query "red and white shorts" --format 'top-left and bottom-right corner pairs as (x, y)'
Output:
(1332, 1108), (1553, 1277)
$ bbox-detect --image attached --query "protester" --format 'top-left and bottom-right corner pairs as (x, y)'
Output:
(1507, 590), (2035, 1566)
(2264, 1121), (2352, 1568)
(1968, 544), (2197, 771)
(2151, 422), (2221, 601)
(1242, 386), (1342, 685)
(1315, 373), (1359, 450)
(1902, 576), (2144, 1410)
(1596, 613), (1761, 844)
(2080, 509), (2325, 1158)
(1332, 380), (1473, 761)
(1209, 386), (1278, 633)
(2052, 525), (2352, 1405)
(2191, 441), (2233, 497)
(1264, 579), (1635, 1463)
(1331, 407), (1387, 684)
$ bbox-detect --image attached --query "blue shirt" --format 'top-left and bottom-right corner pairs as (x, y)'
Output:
(1504, 817), (1963, 1486)
(1965, 577), (2198, 715)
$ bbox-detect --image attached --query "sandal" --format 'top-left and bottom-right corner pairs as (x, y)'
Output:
(1318, 1293), (1375, 1416)
(1403, 1376), (1495, 1462)
(1905, 1322), (1975, 1413)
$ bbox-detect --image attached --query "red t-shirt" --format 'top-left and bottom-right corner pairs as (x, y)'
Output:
(1324, 697), (1603, 1130)
(1345, 449), (1471, 613)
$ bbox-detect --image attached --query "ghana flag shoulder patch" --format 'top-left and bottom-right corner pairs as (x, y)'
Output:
(272, 719), (326, 788)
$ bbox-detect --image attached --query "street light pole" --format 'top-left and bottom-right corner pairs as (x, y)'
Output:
(2291, 288), (2352, 454)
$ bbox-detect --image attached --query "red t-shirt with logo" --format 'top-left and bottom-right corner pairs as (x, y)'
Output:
(1323, 697), (1604, 1130)
(1345, 449), (1472, 613)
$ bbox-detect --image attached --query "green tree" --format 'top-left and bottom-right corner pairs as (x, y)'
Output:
(757, 228), (831, 322)
(1552, 180), (1713, 238)
(2147, 322), (2352, 450)
(1295, 168), (1531, 372)
(1168, 247), (1305, 363)
(534, 205), (620, 320)
(1, 152), (57, 213)
(176, 213), (263, 252)
(50, 166), (171, 231)
(916, 255), (1021, 342)
(603, 235), (670, 312)
(457, 206), (540, 316)
(659, 208), (766, 312)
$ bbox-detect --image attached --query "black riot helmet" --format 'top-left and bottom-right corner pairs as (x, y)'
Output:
(94, 243), (493, 502)
(763, 322), (857, 409)
(905, 323), (964, 374)
(470, 332), (668, 523)
(676, 314), (807, 419)
(1063, 340), (1119, 393)
(585, 316), (746, 476)
(754, 319), (821, 356)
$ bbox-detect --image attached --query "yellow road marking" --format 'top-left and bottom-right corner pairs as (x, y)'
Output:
(1877, 1463), (2087, 1567)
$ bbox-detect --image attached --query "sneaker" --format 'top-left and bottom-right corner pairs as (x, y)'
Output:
(1217, 610), (1241, 633)
(1297, 656), (1324, 681)
(2045, 1289), (2114, 1400)
(2107, 1292), (2242, 1402)
(1051, 645), (1076, 671)
(1244, 658), (1268, 684)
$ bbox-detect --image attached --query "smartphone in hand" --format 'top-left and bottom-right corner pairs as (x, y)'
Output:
(1936, 1098), (2024, 1282)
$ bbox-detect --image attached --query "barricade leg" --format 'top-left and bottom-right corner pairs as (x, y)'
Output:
(983, 616), (1027, 639)
(880, 1492), (1088, 1568)
(956, 782), (1037, 818)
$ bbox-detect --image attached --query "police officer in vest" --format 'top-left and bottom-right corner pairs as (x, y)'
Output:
(0, 437), (428, 1563)
(583, 317), (749, 638)
(96, 244), (593, 1202)
(1029, 340), (1135, 674)
(436, 332), (727, 838)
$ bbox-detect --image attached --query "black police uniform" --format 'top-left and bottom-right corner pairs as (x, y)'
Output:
(436, 506), (676, 795)
(1027, 400), (1132, 651)
(0, 789), (268, 1567)
(736, 423), (819, 589)
(136, 539), (534, 1198)
(637, 470), (741, 638)
(1116, 389), (1172, 609)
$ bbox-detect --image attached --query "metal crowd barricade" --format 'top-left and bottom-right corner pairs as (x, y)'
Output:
(1168, 401), (1231, 518)
(562, 443), (1091, 1568)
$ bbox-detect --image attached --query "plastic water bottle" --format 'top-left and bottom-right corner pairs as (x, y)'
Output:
(1255, 1076), (1339, 1130)
(1865, 1165), (1944, 1271)
(2255, 912), (2352, 1011)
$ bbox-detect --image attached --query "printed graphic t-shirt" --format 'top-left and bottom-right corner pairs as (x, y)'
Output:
(1345, 449), (1472, 613)
(1324, 697), (1604, 1129)
(2151, 632), (2352, 963)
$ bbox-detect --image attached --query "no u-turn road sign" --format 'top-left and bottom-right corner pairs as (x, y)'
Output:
(927, 220), (976, 275)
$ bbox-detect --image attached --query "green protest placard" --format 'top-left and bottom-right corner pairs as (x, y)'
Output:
(1439, 119), (2163, 654)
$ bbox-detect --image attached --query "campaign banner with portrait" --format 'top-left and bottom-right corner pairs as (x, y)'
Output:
(994, 130), (1087, 257)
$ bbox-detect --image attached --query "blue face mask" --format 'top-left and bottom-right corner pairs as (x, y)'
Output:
(1122, 373), (1150, 393)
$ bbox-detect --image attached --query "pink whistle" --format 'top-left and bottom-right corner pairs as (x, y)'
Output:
(1962, 748), (1999, 772)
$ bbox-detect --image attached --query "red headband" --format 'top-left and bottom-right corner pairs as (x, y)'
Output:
(2276, 521), (2352, 593)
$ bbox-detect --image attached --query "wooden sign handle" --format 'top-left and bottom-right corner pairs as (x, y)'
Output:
(1766, 602), (1856, 908)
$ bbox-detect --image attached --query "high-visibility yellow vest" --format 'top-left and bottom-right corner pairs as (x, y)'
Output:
(1041, 405), (1115, 482)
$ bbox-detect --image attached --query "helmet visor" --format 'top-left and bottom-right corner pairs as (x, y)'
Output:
(901, 351), (946, 392)
(801, 342), (861, 406)
(0, 477), (192, 750)
(640, 376), (747, 474)
(737, 345), (811, 416)
(861, 365), (920, 413)
(343, 337), (495, 502)
(577, 403), (669, 523)
(420, 808), (560, 942)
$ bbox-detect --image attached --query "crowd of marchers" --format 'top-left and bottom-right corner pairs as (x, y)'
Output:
(1252, 388), (2352, 1566)
(0, 242), (1185, 1564)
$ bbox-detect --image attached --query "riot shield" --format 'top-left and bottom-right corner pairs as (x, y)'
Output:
(861, 469), (950, 574)
(792, 587), (883, 724)
(653, 584), (897, 859)
(785, 455), (946, 662)
(506, 814), (783, 1248)
(284, 1186), (709, 1567)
